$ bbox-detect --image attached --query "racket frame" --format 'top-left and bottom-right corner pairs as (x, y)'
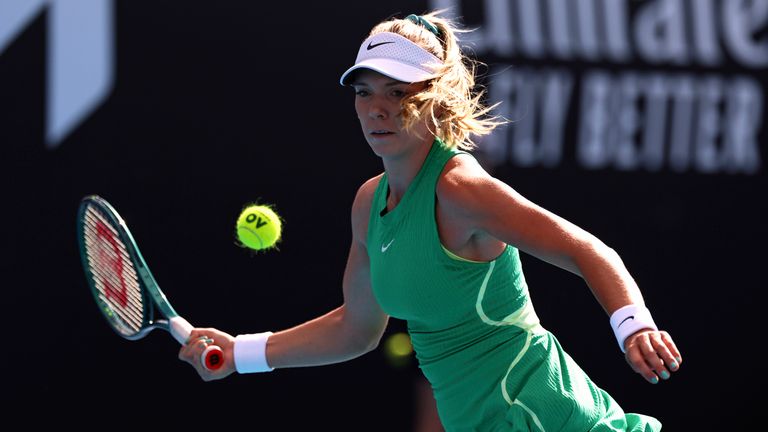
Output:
(77, 195), (220, 367)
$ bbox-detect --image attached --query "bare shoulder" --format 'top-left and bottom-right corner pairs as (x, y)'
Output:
(350, 173), (385, 245)
(352, 173), (384, 217)
(437, 154), (499, 214)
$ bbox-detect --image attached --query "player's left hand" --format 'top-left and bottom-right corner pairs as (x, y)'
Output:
(179, 328), (237, 381)
(623, 329), (682, 384)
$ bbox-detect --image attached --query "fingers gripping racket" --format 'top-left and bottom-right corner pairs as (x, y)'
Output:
(77, 195), (223, 371)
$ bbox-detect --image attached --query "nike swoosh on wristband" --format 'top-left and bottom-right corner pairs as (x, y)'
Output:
(381, 239), (394, 252)
(618, 316), (635, 328)
(367, 40), (395, 50)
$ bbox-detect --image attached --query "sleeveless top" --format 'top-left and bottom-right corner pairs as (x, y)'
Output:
(367, 139), (662, 432)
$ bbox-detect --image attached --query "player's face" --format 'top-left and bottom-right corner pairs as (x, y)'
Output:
(351, 70), (430, 158)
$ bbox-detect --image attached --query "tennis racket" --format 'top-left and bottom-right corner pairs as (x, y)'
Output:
(77, 194), (223, 371)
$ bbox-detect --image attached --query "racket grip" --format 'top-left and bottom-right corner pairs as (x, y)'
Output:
(169, 316), (194, 345)
(170, 316), (224, 370)
(202, 345), (224, 371)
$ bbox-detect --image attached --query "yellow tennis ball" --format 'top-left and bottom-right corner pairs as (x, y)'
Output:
(235, 204), (282, 251)
(383, 332), (413, 368)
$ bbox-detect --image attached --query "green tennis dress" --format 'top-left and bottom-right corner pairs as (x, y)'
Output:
(367, 139), (662, 432)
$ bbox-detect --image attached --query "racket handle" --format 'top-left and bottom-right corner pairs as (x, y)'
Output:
(202, 345), (224, 370)
(169, 316), (194, 345)
(170, 316), (225, 371)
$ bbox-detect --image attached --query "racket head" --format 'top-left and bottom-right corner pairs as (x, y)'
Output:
(77, 195), (174, 340)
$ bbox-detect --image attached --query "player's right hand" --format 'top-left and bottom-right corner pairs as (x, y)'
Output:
(179, 327), (236, 381)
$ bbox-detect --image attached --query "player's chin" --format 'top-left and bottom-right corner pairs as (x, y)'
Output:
(366, 134), (399, 155)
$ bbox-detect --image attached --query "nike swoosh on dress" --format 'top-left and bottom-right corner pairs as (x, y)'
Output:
(381, 239), (395, 252)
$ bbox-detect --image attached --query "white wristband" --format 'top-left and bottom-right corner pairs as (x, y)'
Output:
(234, 332), (274, 373)
(609, 304), (658, 353)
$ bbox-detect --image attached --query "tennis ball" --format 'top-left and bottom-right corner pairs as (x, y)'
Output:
(235, 204), (282, 251)
(383, 332), (413, 368)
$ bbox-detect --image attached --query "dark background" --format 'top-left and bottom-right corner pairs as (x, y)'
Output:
(2, 1), (765, 429)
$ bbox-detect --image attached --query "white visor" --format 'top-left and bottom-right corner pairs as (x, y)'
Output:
(339, 32), (443, 85)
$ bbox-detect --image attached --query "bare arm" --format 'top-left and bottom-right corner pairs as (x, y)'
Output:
(263, 177), (389, 368)
(180, 177), (389, 378)
(439, 157), (639, 311)
(265, 210), (388, 368)
(438, 156), (681, 383)
(462, 179), (640, 314)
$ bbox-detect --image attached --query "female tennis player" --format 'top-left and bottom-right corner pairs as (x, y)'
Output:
(179, 11), (682, 431)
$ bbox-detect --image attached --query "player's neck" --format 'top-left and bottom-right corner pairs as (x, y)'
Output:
(381, 139), (433, 203)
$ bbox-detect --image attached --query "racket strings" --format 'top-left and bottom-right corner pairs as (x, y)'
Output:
(82, 206), (145, 336)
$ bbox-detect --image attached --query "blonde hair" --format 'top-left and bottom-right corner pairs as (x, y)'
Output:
(367, 11), (506, 150)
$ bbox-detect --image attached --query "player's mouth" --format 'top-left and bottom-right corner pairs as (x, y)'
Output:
(370, 129), (395, 136)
